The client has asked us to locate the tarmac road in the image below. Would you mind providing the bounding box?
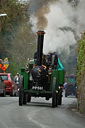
[0,94,85,128]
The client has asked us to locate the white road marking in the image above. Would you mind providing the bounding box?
[27,108,48,128]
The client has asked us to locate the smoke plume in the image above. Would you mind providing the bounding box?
[29,0,85,54]
[29,0,58,31]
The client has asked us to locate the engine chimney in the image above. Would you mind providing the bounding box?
[36,31,45,65]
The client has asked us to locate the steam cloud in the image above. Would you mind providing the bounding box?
[29,0,85,54]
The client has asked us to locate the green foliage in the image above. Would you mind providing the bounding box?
[76,31,85,113]
[68,0,72,2]
[77,32,85,85]
[79,108,82,114]
[68,0,79,6]
[7,60,17,76]
[6,56,26,76]
[0,0,36,75]
[0,0,24,30]
[0,0,26,59]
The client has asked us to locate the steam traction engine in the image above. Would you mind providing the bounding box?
[19,31,65,107]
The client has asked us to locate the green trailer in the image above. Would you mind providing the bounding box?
[19,31,65,107]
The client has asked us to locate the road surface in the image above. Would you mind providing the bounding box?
[0,94,85,128]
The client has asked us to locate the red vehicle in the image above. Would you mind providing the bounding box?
[0,73,17,96]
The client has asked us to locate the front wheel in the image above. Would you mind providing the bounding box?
[56,93,58,107]
[19,76,24,106]
[23,93,27,104]
[52,77,56,108]
[58,88,62,105]
[27,94,31,102]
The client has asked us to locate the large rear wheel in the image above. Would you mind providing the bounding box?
[27,94,31,102]
[56,93,58,107]
[23,93,27,104]
[52,77,56,108]
[58,88,62,105]
[19,76,24,106]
